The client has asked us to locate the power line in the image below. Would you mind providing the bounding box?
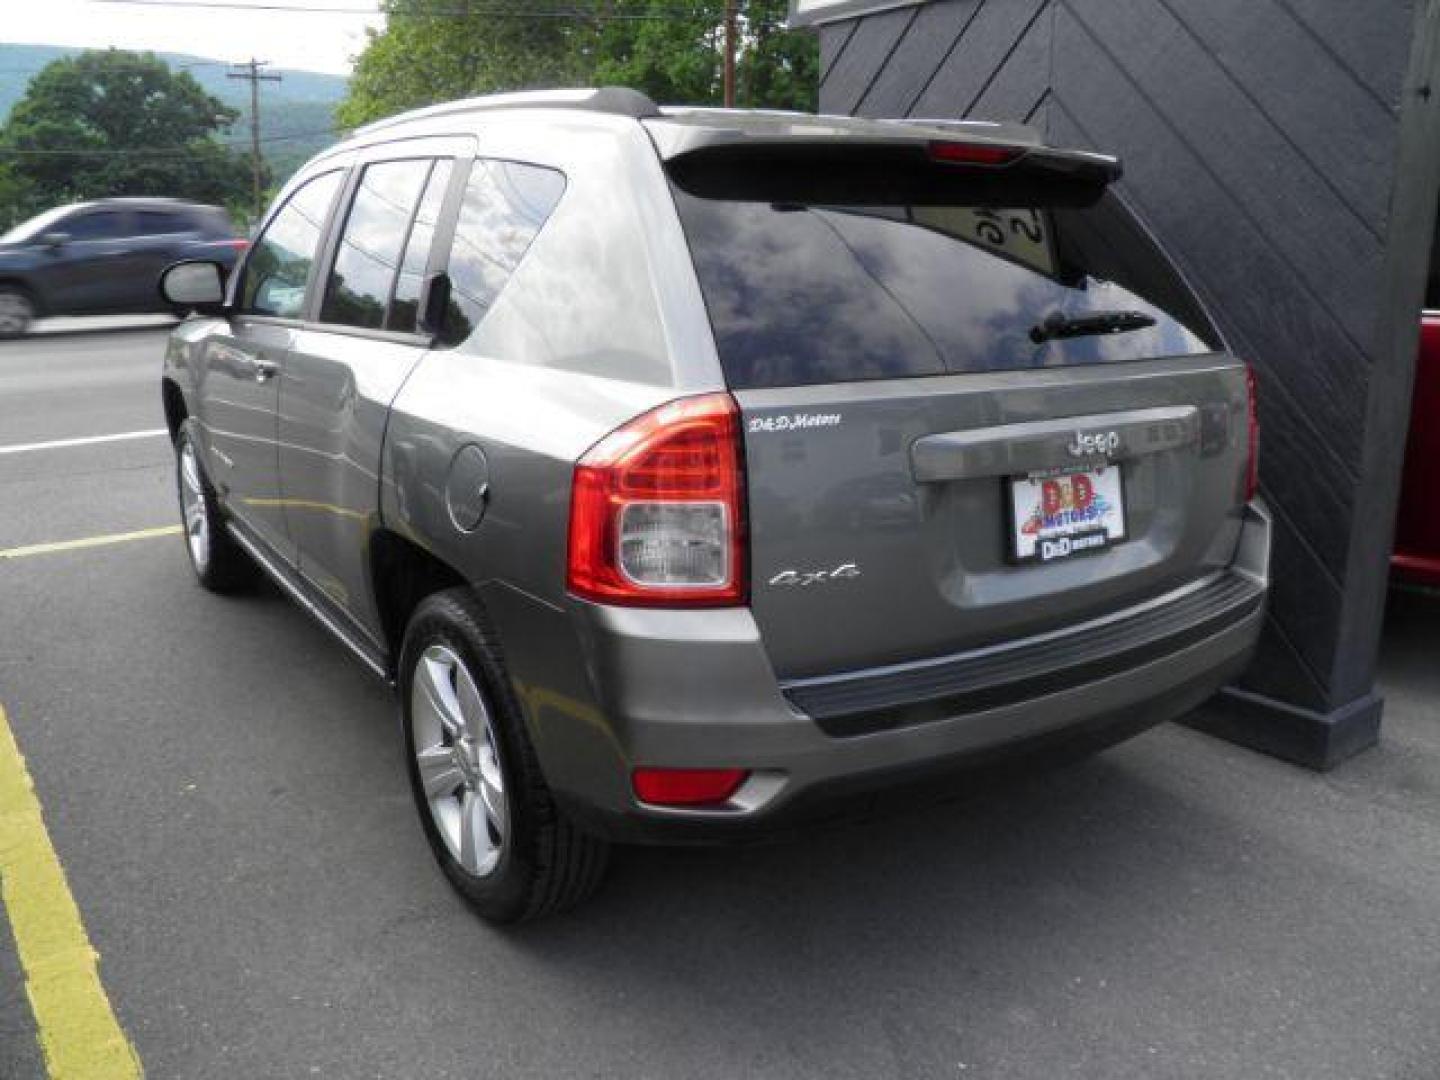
[82,0,790,23]
[0,61,231,74]
[0,128,348,158]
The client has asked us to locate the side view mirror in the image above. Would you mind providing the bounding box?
[159,260,228,316]
[41,231,68,250]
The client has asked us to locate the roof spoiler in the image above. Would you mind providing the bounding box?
[646,115,1120,207]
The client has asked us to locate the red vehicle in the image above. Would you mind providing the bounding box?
[1394,308,1440,586]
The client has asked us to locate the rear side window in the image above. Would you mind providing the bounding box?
[241,171,343,319]
[321,158,436,331]
[134,210,191,235]
[671,188,1222,389]
[194,207,236,238]
[388,160,453,334]
[440,158,565,346]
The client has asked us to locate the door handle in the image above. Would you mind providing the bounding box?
[254,358,279,383]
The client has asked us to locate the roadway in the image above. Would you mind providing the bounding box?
[0,325,1438,1079]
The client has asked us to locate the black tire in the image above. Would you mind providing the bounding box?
[400,588,609,923]
[174,420,258,592]
[0,286,35,338]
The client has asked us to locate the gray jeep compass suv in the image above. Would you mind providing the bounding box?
[158,88,1270,923]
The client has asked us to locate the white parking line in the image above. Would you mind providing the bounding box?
[0,429,168,456]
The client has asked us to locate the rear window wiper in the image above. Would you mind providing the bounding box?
[1029,309,1156,344]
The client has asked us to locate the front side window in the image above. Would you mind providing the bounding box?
[65,211,127,241]
[320,158,437,331]
[240,171,343,319]
[441,159,565,345]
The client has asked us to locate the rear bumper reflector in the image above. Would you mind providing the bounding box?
[633,768,749,807]
[781,572,1264,737]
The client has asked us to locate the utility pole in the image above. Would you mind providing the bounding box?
[723,0,737,108]
[228,58,282,224]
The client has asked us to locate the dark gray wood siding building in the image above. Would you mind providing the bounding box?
[795,0,1440,766]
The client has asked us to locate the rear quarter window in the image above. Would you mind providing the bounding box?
[440,158,565,346]
[134,210,193,235]
[671,188,1222,390]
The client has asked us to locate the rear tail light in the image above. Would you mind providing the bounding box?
[633,768,749,807]
[567,392,746,607]
[1245,363,1260,502]
[212,238,250,251]
[927,140,1023,166]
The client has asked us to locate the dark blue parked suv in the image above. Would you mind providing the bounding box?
[0,197,246,336]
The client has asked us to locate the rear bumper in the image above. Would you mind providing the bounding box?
[526,503,1271,845]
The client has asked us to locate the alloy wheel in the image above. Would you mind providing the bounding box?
[0,291,33,336]
[411,643,509,876]
[178,439,210,571]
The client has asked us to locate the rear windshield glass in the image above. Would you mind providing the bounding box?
[671,187,1222,389]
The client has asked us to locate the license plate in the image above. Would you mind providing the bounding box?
[1007,466,1126,563]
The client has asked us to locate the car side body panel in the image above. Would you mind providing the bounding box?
[275,138,475,647]
[380,115,720,606]
[377,116,732,801]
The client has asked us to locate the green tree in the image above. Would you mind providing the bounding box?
[736,4,819,112]
[337,0,586,129]
[591,5,725,105]
[0,50,255,213]
[0,164,34,229]
[337,1,816,129]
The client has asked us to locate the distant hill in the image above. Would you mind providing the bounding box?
[0,44,349,179]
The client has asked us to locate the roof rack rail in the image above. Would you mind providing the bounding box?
[354,87,661,138]
[660,105,815,120]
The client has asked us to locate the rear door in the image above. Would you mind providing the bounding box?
[44,208,133,313]
[277,146,463,641]
[113,207,199,309]
[669,175,1250,680]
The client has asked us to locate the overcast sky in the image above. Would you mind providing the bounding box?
[3,0,384,75]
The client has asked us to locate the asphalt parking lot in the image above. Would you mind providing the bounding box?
[1,326,1439,1080]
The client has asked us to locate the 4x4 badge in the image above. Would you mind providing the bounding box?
[768,563,861,587]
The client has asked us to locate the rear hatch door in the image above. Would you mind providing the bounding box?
[659,127,1250,679]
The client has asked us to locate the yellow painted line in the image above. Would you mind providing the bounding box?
[0,704,143,1078]
[0,526,180,561]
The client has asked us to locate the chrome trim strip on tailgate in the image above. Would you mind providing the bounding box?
[910,405,1200,481]
[781,571,1263,737]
